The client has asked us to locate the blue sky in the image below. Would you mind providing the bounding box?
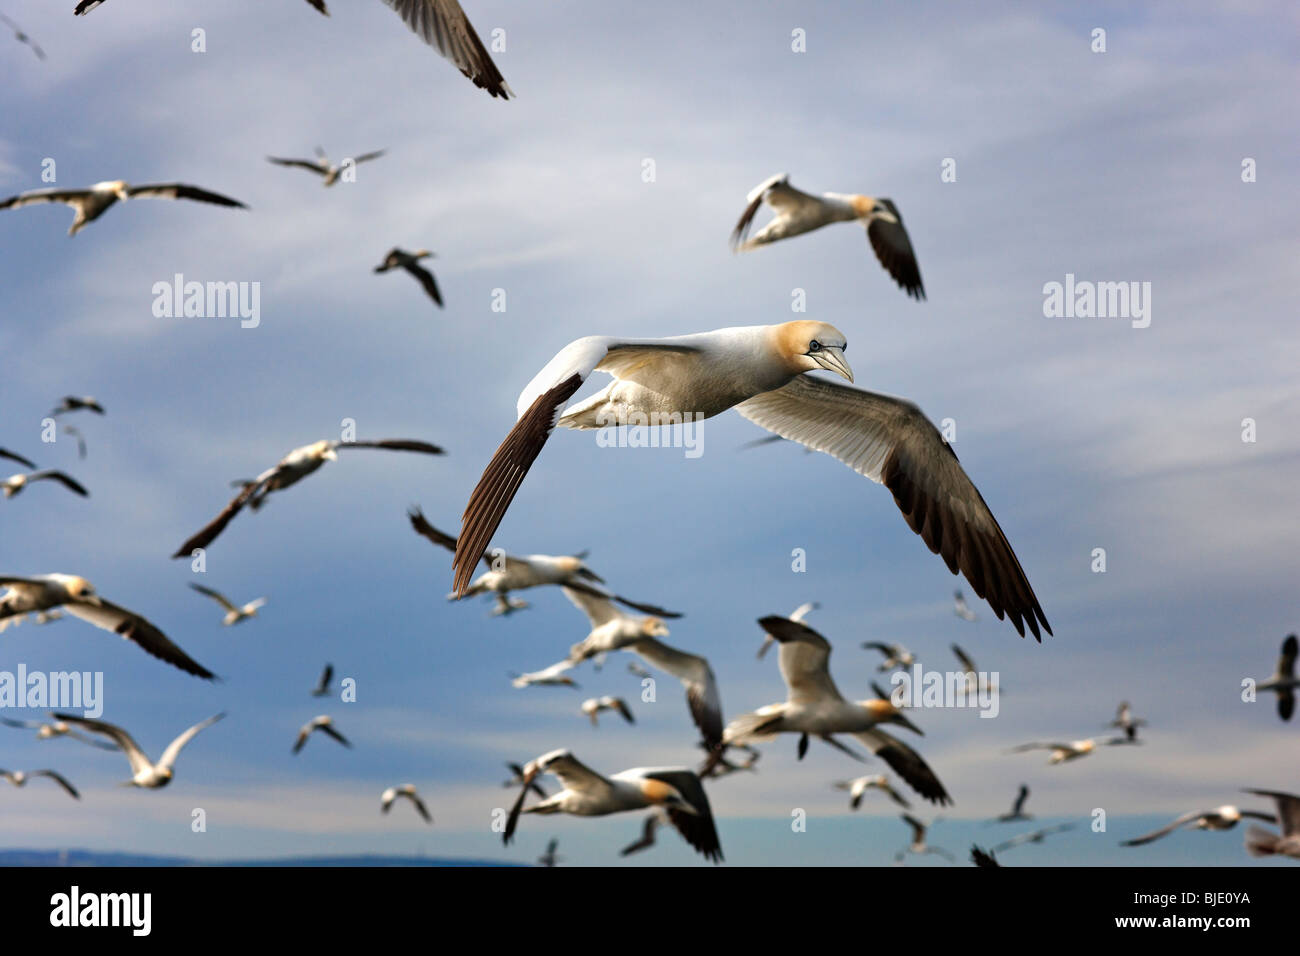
[0,0,1297,866]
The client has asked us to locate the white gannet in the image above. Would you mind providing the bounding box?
[953,589,977,621]
[293,715,352,753]
[723,616,950,805]
[503,762,548,798]
[0,574,214,678]
[894,815,953,863]
[731,174,924,300]
[0,448,36,470]
[409,508,680,618]
[173,437,444,557]
[0,180,245,236]
[503,749,723,863]
[267,147,386,187]
[0,14,45,60]
[451,321,1051,640]
[563,587,722,749]
[1242,789,1300,859]
[2,470,88,499]
[510,659,581,689]
[51,396,105,416]
[1122,805,1277,847]
[619,809,667,856]
[188,583,266,626]
[1010,739,1096,765]
[0,716,119,751]
[993,784,1032,823]
[1,768,79,799]
[756,601,818,659]
[53,712,225,788]
[835,774,911,810]
[991,823,1074,854]
[862,641,916,672]
[311,663,334,698]
[581,696,635,727]
[381,784,432,823]
[1256,634,1298,721]
[375,248,442,307]
[536,838,560,867]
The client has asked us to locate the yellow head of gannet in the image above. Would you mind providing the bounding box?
[305,439,339,462]
[848,195,899,224]
[638,777,700,814]
[773,321,853,383]
[862,697,923,736]
[93,180,130,202]
[57,575,101,605]
[640,616,670,638]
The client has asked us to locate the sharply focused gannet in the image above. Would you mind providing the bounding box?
[503,749,723,863]
[267,147,386,187]
[51,396,105,416]
[991,823,1074,854]
[188,583,266,626]
[53,712,225,788]
[453,321,1050,639]
[731,174,925,300]
[0,448,36,470]
[1256,635,1298,721]
[0,180,245,236]
[993,784,1032,823]
[563,587,722,749]
[1242,789,1300,859]
[724,617,950,805]
[894,815,953,863]
[293,715,352,753]
[756,601,818,659]
[0,575,215,678]
[1010,739,1096,765]
[375,248,442,307]
[862,641,916,672]
[952,589,977,622]
[0,716,119,751]
[381,784,433,823]
[311,663,334,698]
[1122,805,1276,847]
[173,437,443,557]
[510,659,580,689]
[0,14,45,60]
[835,774,911,810]
[581,696,635,727]
[409,508,680,618]
[2,470,88,499]
[1,768,79,799]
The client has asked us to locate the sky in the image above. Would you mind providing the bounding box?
[0,0,1297,867]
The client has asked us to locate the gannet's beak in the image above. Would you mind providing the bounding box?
[814,347,854,383]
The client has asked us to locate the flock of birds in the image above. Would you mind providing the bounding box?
[0,1,1295,867]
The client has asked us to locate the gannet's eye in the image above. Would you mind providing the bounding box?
[808,340,822,353]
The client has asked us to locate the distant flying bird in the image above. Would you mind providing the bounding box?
[2,470,88,499]
[381,784,432,823]
[724,616,950,805]
[1122,805,1277,847]
[993,785,1032,823]
[173,438,443,557]
[1,769,79,799]
[619,810,667,857]
[0,180,246,236]
[52,712,225,788]
[756,601,818,659]
[503,762,547,799]
[408,508,680,618]
[61,425,88,460]
[953,590,977,622]
[0,574,214,678]
[730,173,924,300]
[835,774,911,810]
[450,321,1051,640]
[1108,701,1147,734]
[375,248,442,307]
[188,583,267,626]
[1256,635,1298,721]
[266,147,386,187]
[537,838,560,867]
[581,696,634,727]
[311,663,334,698]
[293,715,352,754]
[1242,789,1300,859]
[0,13,44,60]
[0,448,36,470]
[971,845,1000,868]
[1105,724,1143,747]
[563,587,722,750]
[991,824,1075,854]
[510,659,580,689]
[503,749,723,863]
[0,716,118,751]
[862,642,916,672]
[894,815,953,863]
[51,396,105,416]
[950,643,995,694]
[1009,740,1096,765]
[627,662,651,679]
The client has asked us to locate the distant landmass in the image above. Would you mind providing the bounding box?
[0,849,522,867]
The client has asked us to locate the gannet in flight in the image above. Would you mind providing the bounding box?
[452,321,1050,639]
[267,147,386,187]
[2,470,88,499]
[1010,739,1095,765]
[1122,805,1276,847]
[1108,701,1147,735]
[950,643,994,694]
[862,641,916,672]
[1256,634,1298,721]
[503,749,723,863]
[1242,789,1300,859]
[510,659,580,689]
[952,589,977,621]
[53,712,225,788]
[293,715,352,753]
[375,248,442,307]
[311,663,334,697]
[0,13,45,60]
[1,768,79,799]
[563,587,722,749]
[381,784,432,823]
[731,174,924,300]
[724,617,950,805]
[503,762,548,798]
[835,774,911,810]
[173,437,443,557]
[756,601,818,659]
[408,508,680,618]
[894,815,953,863]
[0,180,245,236]
[991,823,1074,854]
[188,583,266,626]
[0,575,214,678]
[536,838,560,867]
[61,424,88,461]
[993,784,1032,823]
[619,809,667,856]
[51,396,105,416]
[0,716,119,751]
[0,448,36,470]
[581,696,635,727]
